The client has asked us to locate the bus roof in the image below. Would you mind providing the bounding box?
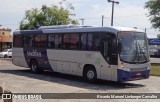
[13,26,144,35]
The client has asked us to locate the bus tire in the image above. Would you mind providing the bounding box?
[30,60,43,73]
[84,66,97,83]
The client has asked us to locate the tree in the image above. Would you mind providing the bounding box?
[145,0,160,30]
[20,0,78,30]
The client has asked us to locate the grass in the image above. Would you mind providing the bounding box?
[150,64,160,76]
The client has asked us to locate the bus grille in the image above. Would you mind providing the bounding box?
[129,67,147,72]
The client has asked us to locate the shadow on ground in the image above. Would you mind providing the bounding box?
[0,68,146,91]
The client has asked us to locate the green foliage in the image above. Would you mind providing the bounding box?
[20,0,78,30]
[151,64,160,76]
[145,0,160,29]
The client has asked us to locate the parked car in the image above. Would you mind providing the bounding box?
[0,49,12,58]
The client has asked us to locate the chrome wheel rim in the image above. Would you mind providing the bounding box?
[87,70,94,80]
[31,63,36,72]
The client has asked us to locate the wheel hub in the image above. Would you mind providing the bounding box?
[31,64,36,72]
[87,70,94,79]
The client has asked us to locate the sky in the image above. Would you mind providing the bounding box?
[0,0,159,38]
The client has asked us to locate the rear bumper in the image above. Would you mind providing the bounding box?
[117,69,150,82]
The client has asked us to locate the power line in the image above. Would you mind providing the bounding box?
[78,14,145,20]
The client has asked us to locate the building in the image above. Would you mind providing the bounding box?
[0,28,12,51]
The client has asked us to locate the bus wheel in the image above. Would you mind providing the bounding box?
[84,67,97,83]
[30,60,43,73]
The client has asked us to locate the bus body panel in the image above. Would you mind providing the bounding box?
[47,50,104,78]
[117,69,150,82]
[12,47,117,81]
[47,49,117,80]
[111,65,118,81]
[23,48,53,71]
[12,48,29,68]
[117,62,150,82]
[99,56,118,81]
[47,49,83,75]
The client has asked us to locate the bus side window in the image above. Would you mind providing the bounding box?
[35,35,47,48]
[23,35,34,47]
[87,33,93,50]
[80,33,87,50]
[70,34,80,49]
[55,35,62,49]
[48,34,55,48]
[93,33,100,50]
[63,34,71,49]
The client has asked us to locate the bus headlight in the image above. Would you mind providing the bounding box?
[147,65,151,70]
[121,62,126,69]
[120,62,130,71]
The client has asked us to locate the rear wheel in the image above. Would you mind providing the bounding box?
[84,66,97,83]
[30,60,43,73]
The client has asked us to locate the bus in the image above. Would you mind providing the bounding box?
[148,38,160,64]
[12,25,150,82]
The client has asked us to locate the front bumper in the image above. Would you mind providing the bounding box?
[117,69,150,82]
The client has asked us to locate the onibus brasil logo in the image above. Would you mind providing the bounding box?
[27,50,42,57]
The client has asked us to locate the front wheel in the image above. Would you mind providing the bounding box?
[84,67,97,83]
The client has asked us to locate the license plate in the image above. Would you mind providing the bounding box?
[136,72,141,76]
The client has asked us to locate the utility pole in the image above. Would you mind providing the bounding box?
[80,19,85,25]
[102,15,104,27]
[107,0,119,26]
[145,28,147,34]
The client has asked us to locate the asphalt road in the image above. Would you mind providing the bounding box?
[0,58,160,102]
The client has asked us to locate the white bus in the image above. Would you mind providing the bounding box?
[12,25,150,82]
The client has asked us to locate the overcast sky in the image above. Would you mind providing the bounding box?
[0,0,159,38]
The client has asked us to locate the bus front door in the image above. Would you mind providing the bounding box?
[100,39,118,81]
[100,39,112,80]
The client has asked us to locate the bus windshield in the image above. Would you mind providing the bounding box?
[119,32,149,63]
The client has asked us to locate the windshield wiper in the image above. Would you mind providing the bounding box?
[138,43,148,62]
[131,43,139,63]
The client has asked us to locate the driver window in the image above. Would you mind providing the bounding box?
[112,39,118,53]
